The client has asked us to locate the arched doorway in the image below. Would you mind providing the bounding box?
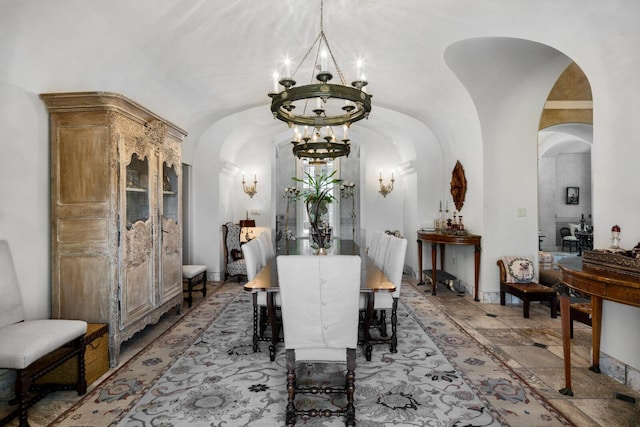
[538,62,593,252]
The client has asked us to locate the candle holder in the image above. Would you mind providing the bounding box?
[283,186,300,239]
[611,224,621,249]
[340,182,356,240]
[378,172,395,197]
[242,174,258,198]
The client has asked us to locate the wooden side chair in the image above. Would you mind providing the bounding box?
[277,255,361,427]
[560,227,579,252]
[497,256,557,318]
[0,240,88,427]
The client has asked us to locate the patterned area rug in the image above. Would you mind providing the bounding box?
[51,281,572,426]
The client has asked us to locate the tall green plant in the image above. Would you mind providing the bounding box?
[291,170,341,249]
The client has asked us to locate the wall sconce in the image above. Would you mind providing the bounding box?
[378,171,394,198]
[242,172,257,198]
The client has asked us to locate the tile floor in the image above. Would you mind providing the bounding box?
[427,281,640,427]
[2,279,640,426]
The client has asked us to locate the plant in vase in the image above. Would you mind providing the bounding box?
[292,170,341,254]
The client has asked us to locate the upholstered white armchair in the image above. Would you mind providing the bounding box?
[277,255,361,427]
[0,240,88,427]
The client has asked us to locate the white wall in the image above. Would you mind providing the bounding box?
[0,85,51,319]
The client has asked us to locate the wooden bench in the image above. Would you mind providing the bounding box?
[0,240,87,427]
[182,265,207,307]
[497,259,557,318]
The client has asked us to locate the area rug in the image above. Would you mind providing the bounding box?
[51,281,573,426]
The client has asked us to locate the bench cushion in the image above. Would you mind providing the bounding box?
[0,319,87,369]
[182,265,207,279]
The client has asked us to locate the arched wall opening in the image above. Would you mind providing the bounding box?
[445,36,640,381]
[186,104,444,283]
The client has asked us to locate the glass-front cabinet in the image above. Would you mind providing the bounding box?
[43,92,187,368]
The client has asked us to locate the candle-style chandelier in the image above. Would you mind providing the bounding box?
[268,0,372,163]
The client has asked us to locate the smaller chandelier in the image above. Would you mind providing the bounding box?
[268,0,371,162]
[291,125,350,164]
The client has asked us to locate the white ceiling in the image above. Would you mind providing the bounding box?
[0,0,627,156]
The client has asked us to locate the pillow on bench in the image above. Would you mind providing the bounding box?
[501,256,535,283]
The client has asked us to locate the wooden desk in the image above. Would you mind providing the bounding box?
[558,257,640,396]
[244,239,395,361]
[417,231,482,301]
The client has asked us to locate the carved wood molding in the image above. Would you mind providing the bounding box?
[450,160,467,212]
[163,139,181,172]
[125,221,153,267]
[144,120,167,145]
[161,219,181,254]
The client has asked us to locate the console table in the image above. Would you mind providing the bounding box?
[417,231,482,301]
[558,257,640,396]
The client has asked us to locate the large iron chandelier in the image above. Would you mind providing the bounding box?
[268,0,372,162]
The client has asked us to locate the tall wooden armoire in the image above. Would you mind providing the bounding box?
[41,92,187,367]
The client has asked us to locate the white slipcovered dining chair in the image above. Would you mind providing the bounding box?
[277,255,361,427]
[241,239,267,353]
[367,230,381,258]
[256,232,272,267]
[258,231,275,259]
[360,235,408,360]
[373,232,392,269]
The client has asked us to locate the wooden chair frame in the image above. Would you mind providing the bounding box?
[497,260,557,318]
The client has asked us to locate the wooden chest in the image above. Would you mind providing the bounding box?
[35,323,109,386]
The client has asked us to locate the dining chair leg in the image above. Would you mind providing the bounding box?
[285,349,297,426]
[252,294,259,352]
[364,293,374,361]
[268,292,279,361]
[379,310,388,337]
[345,348,356,427]
[390,298,399,353]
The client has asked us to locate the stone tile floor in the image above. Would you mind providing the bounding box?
[2,279,640,426]
[427,281,640,427]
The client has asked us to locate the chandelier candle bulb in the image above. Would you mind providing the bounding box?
[321,50,328,72]
[272,72,279,92]
[284,57,291,78]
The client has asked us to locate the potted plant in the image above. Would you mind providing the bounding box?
[292,170,341,254]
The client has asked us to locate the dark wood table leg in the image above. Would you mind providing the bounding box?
[590,296,603,373]
[267,292,278,361]
[430,243,438,296]
[474,244,481,302]
[417,239,424,285]
[559,294,573,395]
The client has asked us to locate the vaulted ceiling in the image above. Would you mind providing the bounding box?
[1,0,606,152]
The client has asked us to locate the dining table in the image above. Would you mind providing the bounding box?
[243,238,396,361]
